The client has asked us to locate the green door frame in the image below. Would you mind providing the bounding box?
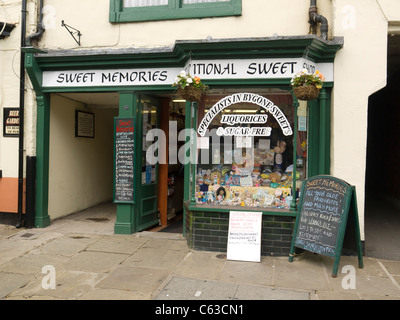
[114,92,137,234]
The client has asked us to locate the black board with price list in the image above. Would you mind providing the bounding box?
[289,175,363,277]
[114,118,135,203]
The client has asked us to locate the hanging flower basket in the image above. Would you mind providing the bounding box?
[293,85,320,101]
[291,69,325,101]
[173,70,209,102]
[176,86,203,102]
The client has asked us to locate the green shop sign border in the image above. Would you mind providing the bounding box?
[23,35,343,231]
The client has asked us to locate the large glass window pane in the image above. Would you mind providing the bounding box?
[194,90,307,210]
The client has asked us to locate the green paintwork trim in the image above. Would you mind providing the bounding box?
[25,53,43,95]
[24,36,340,233]
[187,205,296,217]
[291,94,299,211]
[136,95,160,231]
[308,99,320,177]
[35,94,51,228]
[34,37,342,71]
[114,93,136,234]
[183,100,191,203]
[114,204,135,234]
[320,88,331,174]
[306,88,331,177]
[110,0,241,23]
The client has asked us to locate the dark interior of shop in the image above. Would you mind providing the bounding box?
[365,34,400,260]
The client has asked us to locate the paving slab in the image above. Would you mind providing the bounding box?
[154,277,238,300]
[217,257,273,286]
[234,284,310,300]
[97,265,169,293]
[0,253,69,274]
[86,234,149,255]
[8,269,107,300]
[173,251,226,280]
[123,247,189,270]
[37,233,102,256]
[77,288,152,300]
[155,277,311,300]
[0,272,34,299]
[272,255,331,291]
[141,237,190,251]
[62,251,129,273]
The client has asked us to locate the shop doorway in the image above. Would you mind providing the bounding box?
[47,92,185,233]
[365,34,400,260]
[48,92,119,225]
[143,95,186,233]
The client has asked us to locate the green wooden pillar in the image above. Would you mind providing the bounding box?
[114,92,137,234]
[318,88,331,175]
[291,96,299,211]
[190,102,198,206]
[35,94,51,228]
[307,88,331,177]
[183,100,192,203]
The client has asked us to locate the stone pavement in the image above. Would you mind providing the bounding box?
[0,204,399,301]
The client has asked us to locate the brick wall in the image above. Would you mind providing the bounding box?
[185,209,295,256]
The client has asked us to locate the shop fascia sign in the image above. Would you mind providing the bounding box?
[42,58,333,87]
[197,92,293,138]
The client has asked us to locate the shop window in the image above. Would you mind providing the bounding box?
[194,90,308,211]
[110,0,241,23]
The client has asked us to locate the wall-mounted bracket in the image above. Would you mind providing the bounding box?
[61,20,82,46]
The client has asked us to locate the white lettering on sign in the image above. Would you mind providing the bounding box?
[197,93,293,137]
[42,58,333,88]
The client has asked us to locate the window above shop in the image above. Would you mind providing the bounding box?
[110,0,242,23]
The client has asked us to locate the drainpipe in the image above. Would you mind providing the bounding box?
[309,0,328,40]
[17,0,45,228]
[26,0,45,46]
[16,0,28,228]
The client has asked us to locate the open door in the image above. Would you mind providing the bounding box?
[136,95,160,231]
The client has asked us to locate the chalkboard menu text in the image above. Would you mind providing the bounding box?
[114,118,135,203]
[289,175,363,277]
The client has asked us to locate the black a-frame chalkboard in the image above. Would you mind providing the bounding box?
[289,175,364,277]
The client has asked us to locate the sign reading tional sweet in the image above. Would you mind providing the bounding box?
[42,58,333,87]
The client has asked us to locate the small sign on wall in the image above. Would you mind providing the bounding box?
[75,110,95,138]
[3,108,20,137]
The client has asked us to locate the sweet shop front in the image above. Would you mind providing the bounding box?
[24,36,343,256]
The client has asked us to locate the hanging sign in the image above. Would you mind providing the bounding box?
[289,175,364,277]
[227,211,262,262]
[114,118,135,203]
[197,93,293,137]
[3,108,20,137]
